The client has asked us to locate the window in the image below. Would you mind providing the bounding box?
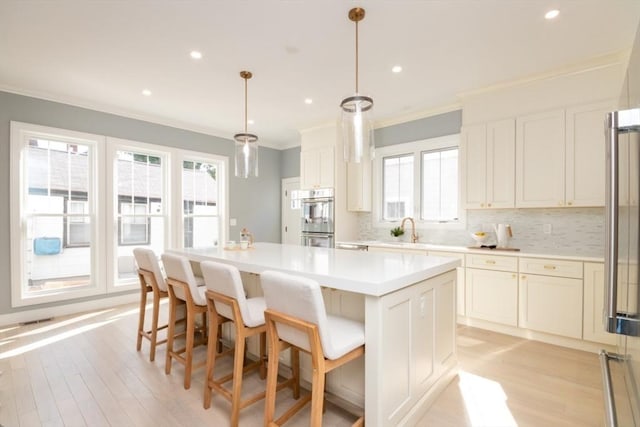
[382,155,414,220]
[375,134,461,228]
[10,122,228,307]
[421,148,459,221]
[182,160,221,248]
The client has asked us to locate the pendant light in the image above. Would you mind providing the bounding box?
[340,7,374,163]
[234,71,258,178]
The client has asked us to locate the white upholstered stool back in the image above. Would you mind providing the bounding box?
[161,253,206,306]
[261,270,364,360]
[133,248,167,292]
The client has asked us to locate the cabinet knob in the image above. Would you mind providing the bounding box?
[567,201,573,206]
[487,203,492,207]
[480,203,484,208]
[521,275,526,279]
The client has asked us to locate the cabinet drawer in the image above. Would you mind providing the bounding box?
[519,257,582,279]
[466,254,517,272]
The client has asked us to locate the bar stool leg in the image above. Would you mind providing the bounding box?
[137,286,148,352]
[264,338,280,425]
[259,331,267,379]
[310,368,325,427]
[203,313,220,409]
[184,303,196,389]
[230,331,247,427]
[165,295,177,375]
[149,291,161,362]
[291,347,300,400]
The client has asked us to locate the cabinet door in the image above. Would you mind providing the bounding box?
[466,268,518,326]
[300,150,320,189]
[516,110,565,207]
[566,101,614,207]
[486,119,515,208]
[519,274,582,339]
[318,146,335,188]
[347,160,372,212]
[583,263,617,345]
[462,123,488,209]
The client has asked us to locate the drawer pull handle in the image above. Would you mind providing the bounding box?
[485,260,496,265]
[544,265,557,270]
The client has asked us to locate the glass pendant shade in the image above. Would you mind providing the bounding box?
[233,70,258,178]
[341,94,374,163]
[234,134,258,178]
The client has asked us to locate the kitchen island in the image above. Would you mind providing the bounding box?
[168,243,460,426]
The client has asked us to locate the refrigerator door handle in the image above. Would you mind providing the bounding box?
[600,350,624,427]
[605,111,620,334]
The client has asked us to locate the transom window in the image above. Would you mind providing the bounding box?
[375,134,462,227]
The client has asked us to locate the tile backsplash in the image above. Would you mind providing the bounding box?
[356,207,605,258]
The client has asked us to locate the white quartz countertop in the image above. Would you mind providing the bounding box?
[338,240,605,263]
[168,242,460,297]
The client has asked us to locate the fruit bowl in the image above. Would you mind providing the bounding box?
[470,232,489,246]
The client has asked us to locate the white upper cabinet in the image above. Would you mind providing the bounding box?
[565,100,615,207]
[347,160,372,212]
[301,146,334,189]
[462,119,515,209]
[516,109,566,207]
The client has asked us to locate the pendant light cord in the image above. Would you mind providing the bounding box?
[244,77,248,134]
[355,19,359,94]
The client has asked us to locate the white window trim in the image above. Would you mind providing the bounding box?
[373,133,465,231]
[10,121,107,307]
[10,122,230,307]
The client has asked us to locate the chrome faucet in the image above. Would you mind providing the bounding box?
[400,217,419,243]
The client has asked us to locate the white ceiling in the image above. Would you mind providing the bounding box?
[1,1,639,149]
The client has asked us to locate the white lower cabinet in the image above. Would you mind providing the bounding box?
[583,263,617,345]
[518,273,583,339]
[465,267,518,326]
[518,257,583,339]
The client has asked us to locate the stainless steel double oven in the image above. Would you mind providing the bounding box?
[298,188,334,248]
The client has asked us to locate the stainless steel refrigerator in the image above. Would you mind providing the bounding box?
[602,22,640,427]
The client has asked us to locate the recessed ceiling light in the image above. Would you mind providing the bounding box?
[142,89,152,96]
[392,65,403,73]
[247,119,255,125]
[545,9,560,20]
[190,50,203,59]
[304,98,313,105]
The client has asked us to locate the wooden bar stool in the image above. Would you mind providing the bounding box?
[133,248,175,362]
[200,261,268,426]
[261,270,365,427]
[162,253,209,390]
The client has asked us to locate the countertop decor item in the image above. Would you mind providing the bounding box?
[470,231,489,246]
[234,71,258,178]
[340,7,374,163]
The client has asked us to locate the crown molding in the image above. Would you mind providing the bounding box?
[373,103,462,130]
[458,49,631,100]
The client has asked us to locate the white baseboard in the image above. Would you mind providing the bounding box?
[0,293,139,327]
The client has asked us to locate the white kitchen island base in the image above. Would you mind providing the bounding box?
[169,243,459,427]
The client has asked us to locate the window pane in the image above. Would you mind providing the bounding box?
[25,139,93,296]
[183,160,220,247]
[115,150,165,283]
[421,148,458,221]
[383,155,414,220]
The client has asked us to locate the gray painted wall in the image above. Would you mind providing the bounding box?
[374,110,462,146]
[280,146,301,178]
[0,91,282,314]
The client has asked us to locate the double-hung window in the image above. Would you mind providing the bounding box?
[10,122,228,307]
[376,134,461,227]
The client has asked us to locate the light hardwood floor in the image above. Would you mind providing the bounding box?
[0,302,606,426]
